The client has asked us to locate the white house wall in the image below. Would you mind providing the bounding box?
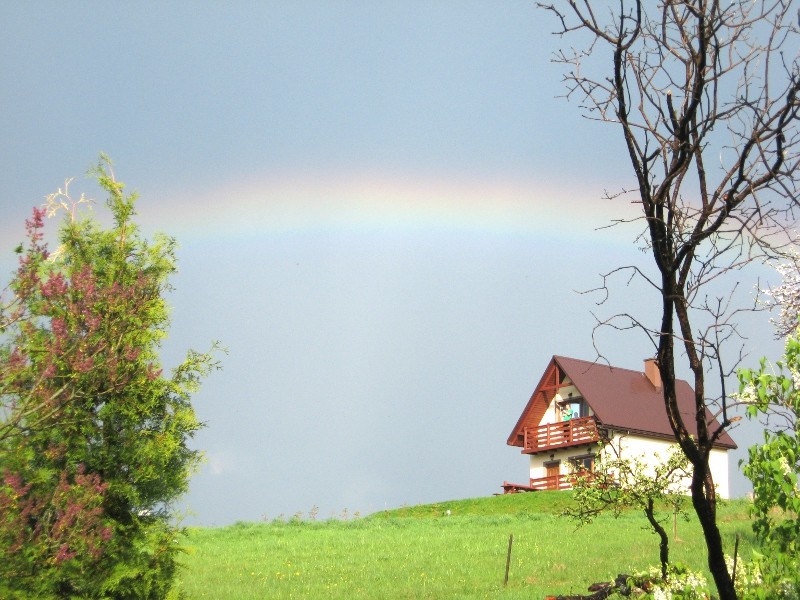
[708,447,730,499]
[553,382,580,405]
[608,433,691,491]
[527,431,731,499]
[610,433,731,499]
[542,396,558,424]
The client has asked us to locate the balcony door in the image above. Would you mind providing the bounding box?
[559,397,585,420]
[544,460,560,490]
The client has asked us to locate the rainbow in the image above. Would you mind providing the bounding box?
[134,170,640,243]
[0,170,642,258]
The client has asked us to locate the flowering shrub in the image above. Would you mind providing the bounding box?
[762,255,800,339]
[0,159,221,598]
[629,563,710,600]
[610,556,800,599]
[726,554,800,600]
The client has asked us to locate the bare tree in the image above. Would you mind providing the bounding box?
[538,1,800,597]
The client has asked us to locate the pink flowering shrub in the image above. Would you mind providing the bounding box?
[0,159,220,598]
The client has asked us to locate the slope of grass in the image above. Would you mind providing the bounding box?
[178,493,755,599]
[371,489,579,518]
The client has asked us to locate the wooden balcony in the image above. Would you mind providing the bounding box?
[500,475,569,493]
[501,471,598,493]
[528,473,573,491]
[522,416,600,454]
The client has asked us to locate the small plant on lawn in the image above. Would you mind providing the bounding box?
[566,443,690,580]
[630,562,711,599]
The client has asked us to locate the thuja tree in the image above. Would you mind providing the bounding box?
[566,445,690,580]
[0,159,220,598]
[538,1,800,597]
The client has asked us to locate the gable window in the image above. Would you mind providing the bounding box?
[558,397,586,420]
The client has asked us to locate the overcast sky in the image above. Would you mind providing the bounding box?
[1,2,786,525]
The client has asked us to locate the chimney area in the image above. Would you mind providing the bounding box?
[644,358,662,391]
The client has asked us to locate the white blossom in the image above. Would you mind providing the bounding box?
[764,253,800,337]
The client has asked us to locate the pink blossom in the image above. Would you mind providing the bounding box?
[40,273,68,299]
[7,347,27,370]
[146,364,163,380]
[2,471,31,498]
[51,317,66,338]
[24,207,46,242]
[54,543,77,565]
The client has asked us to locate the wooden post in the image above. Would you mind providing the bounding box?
[504,534,513,586]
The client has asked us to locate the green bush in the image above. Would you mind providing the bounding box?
[0,159,220,598]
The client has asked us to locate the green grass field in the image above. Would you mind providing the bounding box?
[177,492,755,599]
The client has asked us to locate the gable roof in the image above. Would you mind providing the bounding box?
[507,355,737,450]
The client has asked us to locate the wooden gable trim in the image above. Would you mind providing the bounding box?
[507,357,572,447]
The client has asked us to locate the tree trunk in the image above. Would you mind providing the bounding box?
[658,274,737,599]
[644,498,670,580]
[691,461,736,599]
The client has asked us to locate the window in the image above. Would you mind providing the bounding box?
[558,397,585,420]
[569,454,594,473]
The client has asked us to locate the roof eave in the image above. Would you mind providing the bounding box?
[604,426,738,450]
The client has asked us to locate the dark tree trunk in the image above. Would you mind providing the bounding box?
[657,272,737,599]
[644,498,670,580]
[691,461,736,599]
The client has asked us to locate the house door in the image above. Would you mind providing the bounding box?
[544,460,560,490]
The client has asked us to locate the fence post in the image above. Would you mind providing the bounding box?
[504,533,514,586]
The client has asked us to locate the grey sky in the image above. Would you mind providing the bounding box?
[1,2,783,525]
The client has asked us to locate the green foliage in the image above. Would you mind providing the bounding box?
[590,556,800,599]
[0,158,221,598]
[738,334,800,596]
[727,552,800,600]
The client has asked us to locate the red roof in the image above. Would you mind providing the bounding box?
[507,355,737,450]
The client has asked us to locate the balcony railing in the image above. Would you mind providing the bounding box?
[522,416,600,454]
[528,473,573,491]
[502,470,600,493]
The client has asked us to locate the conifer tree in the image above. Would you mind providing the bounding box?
[0,158,220,598]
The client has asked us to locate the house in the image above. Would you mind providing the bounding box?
[504,355,737,497]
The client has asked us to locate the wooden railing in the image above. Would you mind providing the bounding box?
[501,470,601,494]
[528,470,600,491]
[527,473,573,491]
[522,416,600,453]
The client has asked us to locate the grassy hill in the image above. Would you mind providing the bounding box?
[371,489,580,518]
[178,492,754,599]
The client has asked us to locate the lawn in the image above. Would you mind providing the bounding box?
[177,492,755,599]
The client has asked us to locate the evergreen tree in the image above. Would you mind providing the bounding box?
[0,158,220,598]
